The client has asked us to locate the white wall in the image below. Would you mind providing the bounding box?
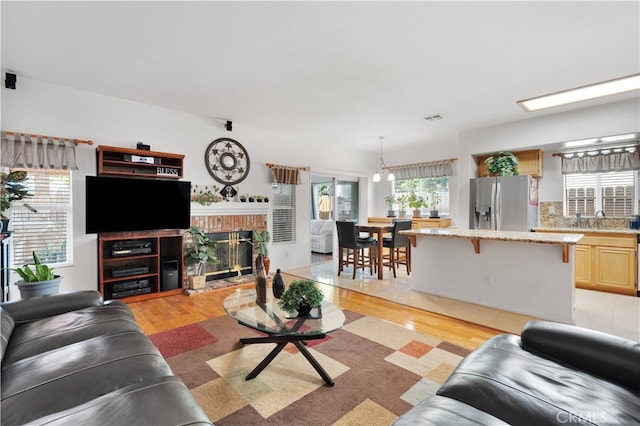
[1,77,375,298]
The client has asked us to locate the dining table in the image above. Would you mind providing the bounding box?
[355,222,394,280]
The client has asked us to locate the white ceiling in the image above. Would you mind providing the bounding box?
[2,1,639,153]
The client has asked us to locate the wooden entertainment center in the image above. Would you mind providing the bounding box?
[95,145,186,302]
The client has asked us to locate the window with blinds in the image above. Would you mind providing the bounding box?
[564,171,635,217]
[271,183,296,243]
[9,169,73,267]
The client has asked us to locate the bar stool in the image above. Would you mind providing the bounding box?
[382,220,412,278]
[336,221,377,279]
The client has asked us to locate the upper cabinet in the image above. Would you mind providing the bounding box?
[476,149,543,178]
[97,145,184,179]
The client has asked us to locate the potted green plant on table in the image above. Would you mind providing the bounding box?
[384,195,396,218]
[11,251,61,298]
[1,164,33,232]
[408,193,426,218]
[278,279,324,316]
[427,187,442,218]
[396,194,409,218]
[251,229,270,276]
[184,225,218,289]
[484,151,519,176]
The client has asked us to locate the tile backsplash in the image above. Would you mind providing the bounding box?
[539,201,629,229]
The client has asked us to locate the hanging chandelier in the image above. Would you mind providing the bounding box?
[373,136,395,182]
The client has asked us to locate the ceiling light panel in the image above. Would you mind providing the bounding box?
[517,74,640,112]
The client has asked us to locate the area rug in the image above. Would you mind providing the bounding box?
[149,310,472,425]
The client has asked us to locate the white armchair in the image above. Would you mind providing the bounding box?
[310,219,334,253]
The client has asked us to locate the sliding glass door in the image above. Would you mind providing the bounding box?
[336,180,359,221]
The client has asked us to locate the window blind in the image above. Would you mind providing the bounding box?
[601,171,634,217]
[10,170,73,266]
[564,171,635,217]
[271,183,296,243]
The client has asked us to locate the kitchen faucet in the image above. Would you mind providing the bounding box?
[594,210,605,229]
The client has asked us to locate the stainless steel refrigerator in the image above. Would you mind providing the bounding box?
[469,175,539,231]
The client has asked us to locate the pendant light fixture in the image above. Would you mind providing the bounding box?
[373,136,394,182]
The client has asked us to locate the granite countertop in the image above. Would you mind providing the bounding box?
[534,227,640,235]
[401,228,584,245]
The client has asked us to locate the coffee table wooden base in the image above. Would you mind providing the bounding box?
[239,333,335,386]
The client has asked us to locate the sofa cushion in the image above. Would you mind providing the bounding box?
[22,376,211,426]
[437,334,640,425]
[1,330,174,425]
[3,302,140,364]
[392,395,508,425]
[521,320,640,391]
[0,308,15,363]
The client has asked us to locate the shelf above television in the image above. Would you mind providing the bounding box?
[97,145,184,179]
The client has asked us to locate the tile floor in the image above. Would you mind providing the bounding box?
[289,259,640,341]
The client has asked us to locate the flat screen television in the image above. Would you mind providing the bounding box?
[86,176,191,234]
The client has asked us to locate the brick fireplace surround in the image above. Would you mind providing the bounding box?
[186,203,270,293]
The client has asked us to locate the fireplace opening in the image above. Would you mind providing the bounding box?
[202,231,253,281]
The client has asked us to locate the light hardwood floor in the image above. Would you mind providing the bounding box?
[128,273,502,351]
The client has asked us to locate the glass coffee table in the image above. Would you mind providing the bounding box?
[223,288,345,386]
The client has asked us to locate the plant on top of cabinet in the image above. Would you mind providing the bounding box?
[484,151,519,176]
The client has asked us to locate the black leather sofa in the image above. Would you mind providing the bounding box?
[1,291,212,425]
[394,320,640,425]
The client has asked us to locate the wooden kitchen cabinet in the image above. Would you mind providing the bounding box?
[543,230,637,296]
[368,217,451,228]
[574,244,593,286]
[594,246,636,294]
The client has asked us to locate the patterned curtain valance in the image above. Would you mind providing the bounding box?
[560,147,640,174]
[385,159,456,180]
[1,131,91,170]
[266,162,309,185]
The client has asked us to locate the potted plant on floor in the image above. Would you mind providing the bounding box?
[11,251,61,298]
[384,195,396,217]
[184,225,218,289]
[278,279,324,316]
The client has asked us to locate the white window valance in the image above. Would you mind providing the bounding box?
[1,131,82,170]
[385,159,455,180]
[560,147,640,174]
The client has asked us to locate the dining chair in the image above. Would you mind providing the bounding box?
[335,221,377,279]
[382,219,412,278]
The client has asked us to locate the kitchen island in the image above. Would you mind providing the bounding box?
[401,228,583,323]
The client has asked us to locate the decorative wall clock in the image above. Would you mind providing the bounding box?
[204,138,250,186]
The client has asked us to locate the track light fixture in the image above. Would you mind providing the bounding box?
[373,136,394,183]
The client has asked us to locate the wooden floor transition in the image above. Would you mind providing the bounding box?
[128,274,503,351]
